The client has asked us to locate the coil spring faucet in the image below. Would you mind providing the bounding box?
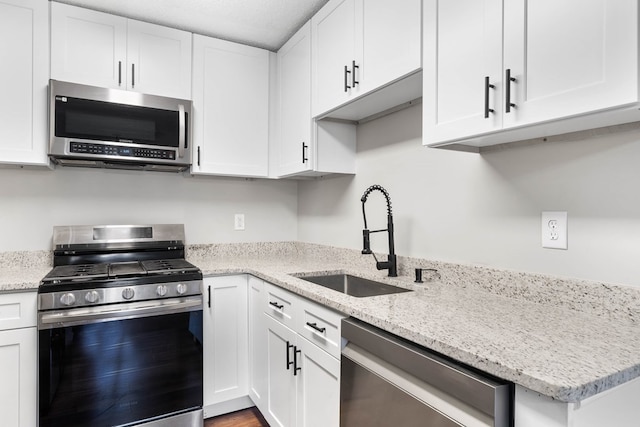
[361,185,397,277]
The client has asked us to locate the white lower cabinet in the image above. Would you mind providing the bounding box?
[0,292,37,427]
[203,275,252,417]
[264,315,341,427]
[516,380,640,427]
[265,314,298,426]
[295,334,341,427]
[202,275,344,425]
[261,282,344,427]
[248,276,267,408]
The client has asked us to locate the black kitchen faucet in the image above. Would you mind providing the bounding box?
[361,184,397,277]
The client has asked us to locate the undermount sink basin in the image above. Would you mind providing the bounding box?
[298,274,412,298]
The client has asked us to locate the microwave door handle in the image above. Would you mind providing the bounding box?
[178,104,186,159]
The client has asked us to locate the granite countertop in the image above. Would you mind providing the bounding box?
[4,242,640,404]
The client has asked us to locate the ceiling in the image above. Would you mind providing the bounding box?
[54,0,329,51]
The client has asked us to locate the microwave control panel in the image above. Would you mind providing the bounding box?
[69,142,176,160]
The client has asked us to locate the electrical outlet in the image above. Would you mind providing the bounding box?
[541,211,567,249]
[234,214,245,231]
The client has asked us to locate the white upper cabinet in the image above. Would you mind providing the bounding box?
[503,0,637,128]
[312,0,422,119]
[424,0,639,148]
[191,35,270,178]
[51,3,126,90]
[51,2,192,99]
[278,22,314,176]
[312,0,359,117]
[276,22,357,178]
[0,0,48,166]
[359,0,422,94]
[125,19,192,99]
[423,0,503,143]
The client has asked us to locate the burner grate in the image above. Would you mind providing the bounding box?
[141,259,199,274]
[42,264,109,283]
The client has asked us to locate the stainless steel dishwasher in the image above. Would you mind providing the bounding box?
[340,318,513,427]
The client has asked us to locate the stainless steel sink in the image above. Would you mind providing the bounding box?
[298,274,411,297]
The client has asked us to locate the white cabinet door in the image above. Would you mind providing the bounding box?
[265,313,298,427]
[51,2,192,99]
[126,19,192,99]
[278,22,313,176]
[295,336,340,427]
[277,21,357,178]
[423,0,503,145]
[51,2,127,89]
[359,0,422,94]
[248,276,267,410]
[0,0,48,166]
[203,276,249,414]
[424,0,639,147]
[312,0,359,116]
[0,328,37,427]
[503,0,638,128]
[192,35,270,177]
[312,0,422,118]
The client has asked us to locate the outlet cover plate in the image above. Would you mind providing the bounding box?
[541,211,567,249]
[234,214,245,231]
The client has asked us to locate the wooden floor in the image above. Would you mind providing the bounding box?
[204,407,269,427]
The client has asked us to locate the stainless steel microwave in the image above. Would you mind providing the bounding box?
[49,80,192,172]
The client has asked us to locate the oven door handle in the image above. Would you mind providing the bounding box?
[38,296,203,329]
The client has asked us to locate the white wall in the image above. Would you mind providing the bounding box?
[297,104,640,287]
[0,166,298,251]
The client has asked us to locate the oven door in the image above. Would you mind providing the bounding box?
[38,297,203,427]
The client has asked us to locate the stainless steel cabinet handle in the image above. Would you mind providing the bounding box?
[505,69,516,113]
[484,76,495,118]
[197,146,201,167]
[132,63,136,88]
[118,61,122,86]
[207,285,211,308]
[302,142,308,164]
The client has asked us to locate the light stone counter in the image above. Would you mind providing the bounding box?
[3,242,640,404]
[0,250,51,293]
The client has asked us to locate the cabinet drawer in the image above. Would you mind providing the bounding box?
[296,297,345,359]
[264,282,298,330]
[0,292,37,331]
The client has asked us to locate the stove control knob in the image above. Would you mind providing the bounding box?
[156,285,168,297]
[176,283,187,295]
[60,293,76,306]
[122,287,135,300]
[85,290,99,303]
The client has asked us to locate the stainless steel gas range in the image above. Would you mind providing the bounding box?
[38,224,204,427]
